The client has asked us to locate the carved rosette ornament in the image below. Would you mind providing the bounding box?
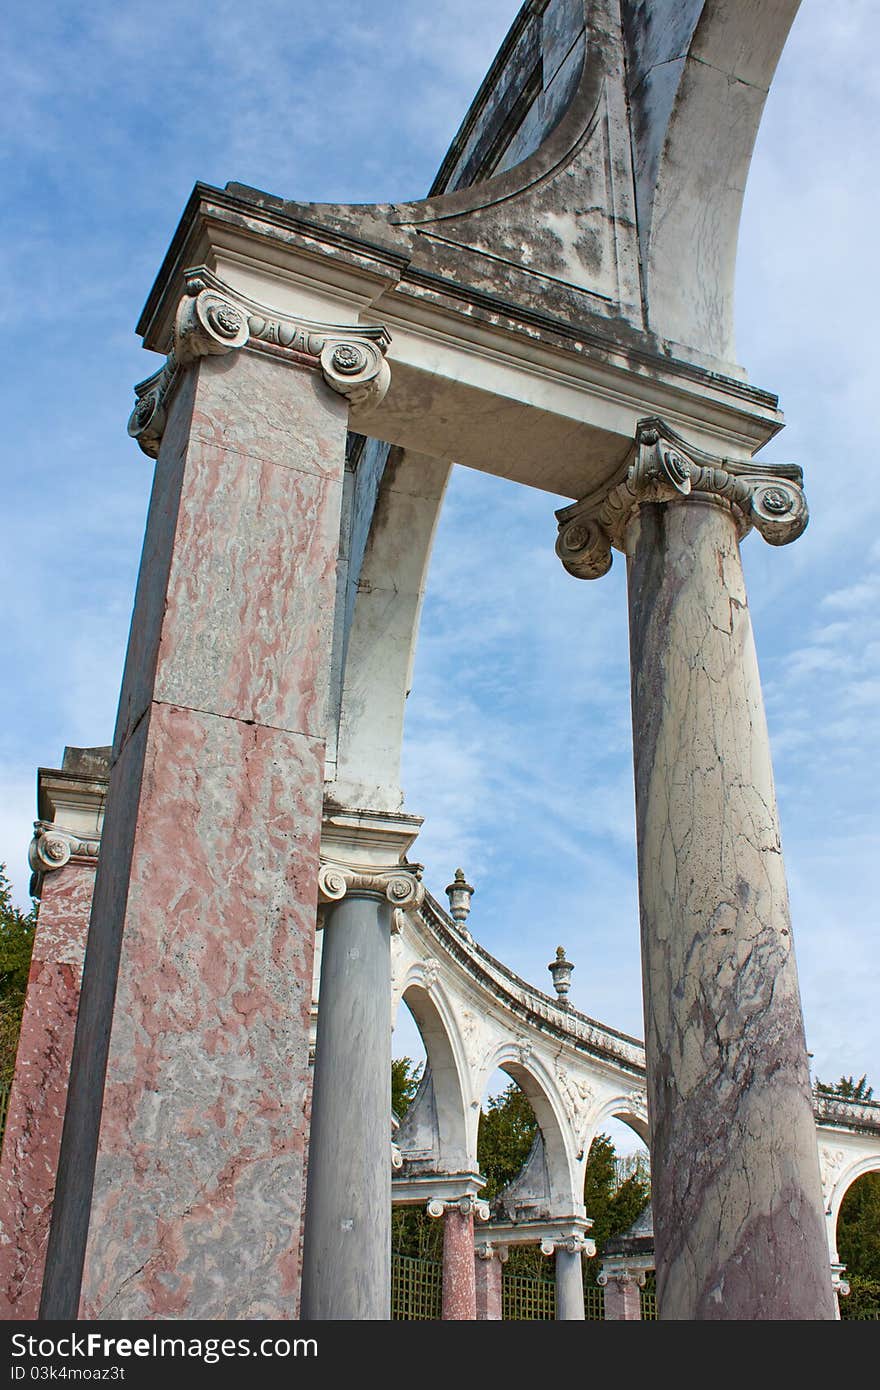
[556,417,809,580]
[128,266,392,458]
[317,858,424,911]
[28,820,101,897]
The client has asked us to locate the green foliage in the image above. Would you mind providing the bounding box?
[0,865,38,1089]
[816,1074,874,1101]
[840,1275,880,1319]
[838,1171,880,1283]
[477,1081,537,1203]
[582,1134,651,1284]
[392,1056,423,1121]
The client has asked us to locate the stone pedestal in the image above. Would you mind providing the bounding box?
[474,1244,505,1320]
[40,278,390,1319]
[0,753,106,1318]
[626,494,835,1320]
[441,1204,476,1320]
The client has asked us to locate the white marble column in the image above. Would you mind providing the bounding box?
[556,419,835,1320]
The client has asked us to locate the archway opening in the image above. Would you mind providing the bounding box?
[837,1169,880,1319]
[583,1124,650,1289]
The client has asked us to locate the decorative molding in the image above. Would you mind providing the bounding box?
[541,1234,596,1257]
[555,417,808,580]
[426,1194,490,1222]
[128,266,392,458]
[475,1241,509,1264]
[597,1265,647,1287]
[28,820,101,883]
[317,857,424,910]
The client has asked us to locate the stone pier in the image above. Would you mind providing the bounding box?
[440,1200,477,1320]
[0,750,107,1317]
[558,420,835,1319]
[40,275,391,1320]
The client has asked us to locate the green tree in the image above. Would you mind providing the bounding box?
[838,1171,880,1285]
[816,1074,874,1101]
[0,864,38,1090]
[392,1056,423,1120]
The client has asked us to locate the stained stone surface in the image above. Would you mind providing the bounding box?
[626,497,836,1320]
[441,1208,476,1320]
[40,349,348,1319]
[0,863,95,1318]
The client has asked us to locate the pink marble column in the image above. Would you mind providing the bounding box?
[0,859,97,1318]
[40,336,353,1319]
[474,1246,505,1320]
[602,1275,642,1320]
[442,1205,476,1320]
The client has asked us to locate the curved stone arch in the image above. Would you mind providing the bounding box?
[633,0,801,363]
[479,1041,583,1216]
[332,448,452,811]
[580,1090,650,1161]
[826,1155,880,1263]
[394,967,471,1172]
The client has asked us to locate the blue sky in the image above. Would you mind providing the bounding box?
[1,2,877,1096]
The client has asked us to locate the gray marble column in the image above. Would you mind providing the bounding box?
[300,890,392,1320]
[555,1244,585,1320]
[626,495,835,1320]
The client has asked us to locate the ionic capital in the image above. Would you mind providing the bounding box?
[475,1241,509,1263]
[317,858,424,910]
[128,266,392,458]
[28,820,100,886]
[426,1195,491,1222]
[556,417,808,580]
[597,1266,647,1288]
[540,1234,596,1257]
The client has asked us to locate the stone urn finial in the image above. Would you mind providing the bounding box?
[445,868,475,927]
[548,946,574,1005]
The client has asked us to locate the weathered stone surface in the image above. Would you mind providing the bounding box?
[474,1248,504,1320]
[442,1207,476,1320]
[41,345,348,1319]
[626,497,835,1320]
[0,863,94,1318]
[555,1245,586,1320]
[602,1275,641,1320]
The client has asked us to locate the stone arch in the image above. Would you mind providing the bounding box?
[580,1092,650,1158]
[395,972,470,1172]
[480,1043,582,1215]
[826,1155,880,1264]
[630,0,801,363]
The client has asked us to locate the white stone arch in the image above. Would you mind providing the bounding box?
[825,1155,880,1265]
[394,966,471,1172]
[479,1041,583,1217]
[580,1090,651,1165]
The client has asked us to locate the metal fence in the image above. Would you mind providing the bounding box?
[502,1272,557,1320]
[391,1253,443,1319]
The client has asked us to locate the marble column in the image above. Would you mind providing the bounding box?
[556,419,834,1320]
[0,752,107,1318]
[600,1272,643,1320]
[301,827,422,1321]
[474,1244,506,1320]
[554,1242,586,1321]
[39,272,391,1320]
[441,1202,477,1320]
